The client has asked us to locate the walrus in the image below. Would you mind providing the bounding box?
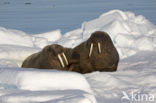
[72,31,119,73]
[22,44,80,71]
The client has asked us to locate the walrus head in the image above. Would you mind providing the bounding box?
[86,31,114,57]
[42,44,69,68]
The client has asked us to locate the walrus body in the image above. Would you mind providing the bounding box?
[22,44,78,71]
[72,31,119,73]
[22,31,119,74]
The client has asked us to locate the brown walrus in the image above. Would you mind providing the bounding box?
[22,44,80,71]
[72,31,119,73]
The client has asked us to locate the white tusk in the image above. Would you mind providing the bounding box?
[58,54,65,68]
[98,42,101,54]
[89,43,93,57]
[62,52,69,65]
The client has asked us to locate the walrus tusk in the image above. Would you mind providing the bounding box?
[58,54,65,68]
[89,43,93,57]
[98,42,101,54]
[62,52,69,65]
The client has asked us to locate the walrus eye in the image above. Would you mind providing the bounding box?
[57,54,65,68]
[89,43,93,57]
[98,42,101,54]
[62,52,69,65]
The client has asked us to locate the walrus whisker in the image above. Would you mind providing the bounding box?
[58,54,65,68]
[62,52,69,65]
[89,43,93,57]
[98,42,101,54]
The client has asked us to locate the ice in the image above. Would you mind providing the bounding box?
[34,30,62,42]
[58,10,156,58]
[0,45,40,67]
[0,27,33,47]
[0,27,62,48]
[85,51,156,103]
[34,30,62,48]
[0,68,96,103]
[0,90,96,103]
[0,10,156,103]
[0,67,92,93]
[132,37,154,51]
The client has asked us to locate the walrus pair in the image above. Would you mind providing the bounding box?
[22,31,119,73]
[21,44,80,72]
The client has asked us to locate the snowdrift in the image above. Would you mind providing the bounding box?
[0,27,62,48]
[0,10,156,103]
[0,68,96,103]
[85,51,156,103]
[58,10,156,58]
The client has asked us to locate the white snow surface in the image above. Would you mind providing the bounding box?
[0,68,96,103]
[0,10,156,103]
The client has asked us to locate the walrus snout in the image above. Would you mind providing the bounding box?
[87,31,114,58]
[44,44,69,68]
[88,41,102,57]
[57,52,69,68]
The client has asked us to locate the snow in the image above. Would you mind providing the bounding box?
[0,68,96,103]
[0,9,156,103]
[0,27,33,47]
[58,10,156,58]
[0,45,40,67]
[85,51,156,103]
[34,30,62,42]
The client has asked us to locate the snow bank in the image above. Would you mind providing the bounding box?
[33,30,62,48]
[85,51,156,103]
[0,68,96,103]
[0,89,97,103]
[0,90,96,103]
[0,27,33,47]
[34,30,62,42]
[0,27,62,48]
[0,68,92,93]
[0,27,62,66]
[0,45,40,67]
[58,10,156,58]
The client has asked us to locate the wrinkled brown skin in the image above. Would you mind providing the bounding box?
[72,31,119,73]
[22,44,80,71]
